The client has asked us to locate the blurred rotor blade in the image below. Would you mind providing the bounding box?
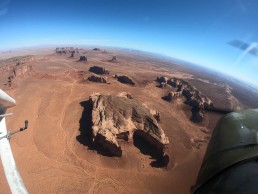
[228,40,258,57]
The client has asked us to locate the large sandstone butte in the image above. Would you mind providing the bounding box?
[89,92,170,165]
[157,76,214,122]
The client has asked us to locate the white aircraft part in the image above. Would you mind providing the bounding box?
[0,113,13,117]
[0,90,16,108]
[0,118,28,194]
[0,89,28,194]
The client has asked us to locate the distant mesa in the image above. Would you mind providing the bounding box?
[89,66,110,75]
[116,75,135,85]
[88,92,169,166]
[79,56,87,62]
[55,47,75,54]
[92,48,101,51]
[87,74,108,83]
[157,76,214,122]
[163,91,182,101]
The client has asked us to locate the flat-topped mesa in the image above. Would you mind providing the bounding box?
[56,47,75,54]
[117,75,135,85]
[88,74,108,83]
[89,66,110,75]
[92,48,101,51]
[89,92,169,164]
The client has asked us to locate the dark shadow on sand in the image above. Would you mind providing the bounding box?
[133,131,169,168]
[76,100,117,157]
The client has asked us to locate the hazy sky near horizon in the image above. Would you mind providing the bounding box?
[0,0,258,86]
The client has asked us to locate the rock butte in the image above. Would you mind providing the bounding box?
[89,92,170,165]
[87,74,108,83]
[89,66,110,75]
[157,76,214,122]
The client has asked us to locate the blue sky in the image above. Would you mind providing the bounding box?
[1,0,258,86]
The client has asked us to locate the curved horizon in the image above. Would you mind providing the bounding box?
[0,0,258,87]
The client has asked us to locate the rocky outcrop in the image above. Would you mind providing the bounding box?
[89,92,169,165]
[12,65,32,77]
[79,56,87,61]
[156,76,168,83]
[156,76,172,88]
[7,65,32,88]
[111,56,117,61]
[117,75,135,85]
[88,74,107,83]
[89,66,110,75]
[163,91,182,101]
[157,76,214,122]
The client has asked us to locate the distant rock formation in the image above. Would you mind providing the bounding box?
[116,75,135,85]
[88,74,107,83]
[89,66,110,75]
[89,92,169,165]
[79,56,87,61]
[111,56,117,61]
[93,48,101,51]
[56,47,75,54]
[157,76,214,122]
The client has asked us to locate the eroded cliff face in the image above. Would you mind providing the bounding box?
[6,65,33,88]
[157,76,214,122]
[89,92,169,165]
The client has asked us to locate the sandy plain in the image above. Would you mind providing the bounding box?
[0,47,257,194]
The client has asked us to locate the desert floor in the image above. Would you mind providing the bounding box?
[0,47,257,194]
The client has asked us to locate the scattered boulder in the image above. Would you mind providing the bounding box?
[89,92,169,164]
[79,56,87,61]
[89,66,110,75]
[117,75,135,85]
[88,74,108,83]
